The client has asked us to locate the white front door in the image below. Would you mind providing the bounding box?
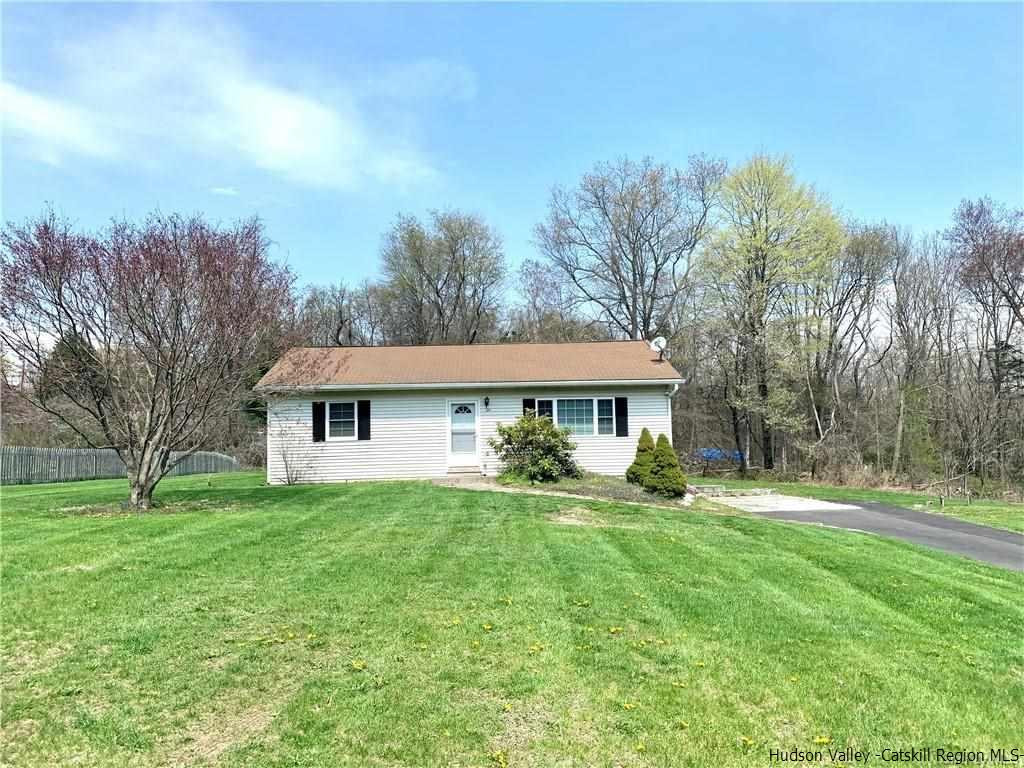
[449,401,478,466]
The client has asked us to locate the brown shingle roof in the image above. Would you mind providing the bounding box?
[255,341,682,391]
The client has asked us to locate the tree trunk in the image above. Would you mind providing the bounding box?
[761,414,775,470]
[744,419,752,474]
[729,404,749,476]
[891,389,906,478]
[129,477,157,509]
[755,353,774,470]
[125,448,165,510]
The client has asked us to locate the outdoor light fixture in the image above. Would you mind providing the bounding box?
[483,396,490,408]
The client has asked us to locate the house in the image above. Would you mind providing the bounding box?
[254,341,683,484]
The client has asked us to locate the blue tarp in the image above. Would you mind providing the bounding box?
[695,448,744,463]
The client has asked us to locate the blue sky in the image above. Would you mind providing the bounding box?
[2,2,1021,290]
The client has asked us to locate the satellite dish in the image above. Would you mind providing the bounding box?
[649,336,668,360]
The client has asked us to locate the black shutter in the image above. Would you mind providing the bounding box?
[357,400,371,440]
[312,401,326,442]
[522,398,536,415]
[614,397,629,437]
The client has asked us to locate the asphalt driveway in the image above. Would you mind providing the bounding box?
[716,494,1024,571]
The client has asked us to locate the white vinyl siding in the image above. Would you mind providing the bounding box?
[266,385,674,484]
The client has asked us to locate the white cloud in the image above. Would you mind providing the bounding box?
[209,186,239,196]
[0,82,115,165]
[2,9,458,189]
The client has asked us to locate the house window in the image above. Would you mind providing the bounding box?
[597,398,614,435]
[328,401,356,439]
[536,399,554,419]
[557,398,593,435]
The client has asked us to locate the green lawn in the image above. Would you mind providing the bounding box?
[498,472,687,507]
[2,472,1021,767]
[694,475,1024,534]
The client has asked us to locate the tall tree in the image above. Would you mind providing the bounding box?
[0,210,294,508]
[704,154,844,469]
[946,198,1024,325]
[787,222,894,474]
[535,155,725,341]
[380,210,506,344]
[881,234,945,478]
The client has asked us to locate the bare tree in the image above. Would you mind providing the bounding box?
[787,223,894,475]
[381,210,506,344]
[298,280,386,347]
[505,259,610,342]
[883,234,945,479]
[946,198,1024,325]
[0,210,294,508]
[299,283,354,346]
[535,155,725,341]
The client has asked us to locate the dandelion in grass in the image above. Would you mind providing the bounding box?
[694,661,705,667]
[621,701,637,711]
[503,703,513,712]
[490,749,508,767]
[671,681,687,689]
[350,659,367,671]
[740,736,754,747]
[678,720,689,729]
[450,616,462,626]
[814,736,832,745]
[635,742,646,753]
[789,676,799,683]
[609,626,623,635]
[528,642,544,655]
[482,623,494,632]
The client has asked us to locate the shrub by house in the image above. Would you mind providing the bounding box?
[625,428,656,486]
[643,433,687,497]
[489,411,582,482]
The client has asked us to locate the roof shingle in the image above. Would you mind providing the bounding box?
[255,341,682,390]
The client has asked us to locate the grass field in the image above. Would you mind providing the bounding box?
[693,475,1024,533]
[2,472,1022,767]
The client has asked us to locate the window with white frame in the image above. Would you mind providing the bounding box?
[597,398,614,435]
[556,398,594,435]
[327,401,356,439]
[531,397,618,436]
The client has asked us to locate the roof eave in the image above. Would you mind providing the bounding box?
[254,377,684,394]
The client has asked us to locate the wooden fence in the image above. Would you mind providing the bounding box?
[1,446,241,485]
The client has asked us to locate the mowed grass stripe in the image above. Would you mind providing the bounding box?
[2,472,1021,767]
